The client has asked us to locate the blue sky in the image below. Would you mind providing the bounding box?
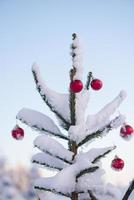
[0,0,134,186]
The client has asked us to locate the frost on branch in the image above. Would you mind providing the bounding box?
[34,135,74,164]
[17,108,68,140]
[32,152,69,171]
[32,63,71,130]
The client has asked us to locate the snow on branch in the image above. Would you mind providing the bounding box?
[86,90,126,133]
[76,166,99,180]
[75,90,90,124]
[37,192,70,200]
[77,114,125,147]
[92,146,116,164]
[76,146,116,165]
[88,190,97,200]
[79,184,122,200]
[32,152,69,171]
[34,181,71,197]
[71,33,83,81]
[34,158,98,197]
[32,63,71,130]
[34,135,73,164]
[17,108,68,140]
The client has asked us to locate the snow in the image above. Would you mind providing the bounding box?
[69,91,126,144]
[32,152,69,170]
[86,90,127,132]
[69,124,87,143]
[34,135,73,163]
[34,157,97,196]
[76,146,115,164]
[17,108,67,139]
[37,191,70,200]
[110,114,126,128]
[32,63,70,123]
[75,90,90,124]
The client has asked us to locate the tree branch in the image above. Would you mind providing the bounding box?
[18,117,68,141]
[32,68,71,130]
[78,123,112,147]
[34,186,71,198]
[85,72,93,90]
[35,145,72,165]
[92,146,116,164]
[32,159,62,171]
[88,190,97,200]
[122,179,134,200]
[76,166,99,180]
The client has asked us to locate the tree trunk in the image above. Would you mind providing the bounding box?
[71,192,78,200]
[70,141,78,200]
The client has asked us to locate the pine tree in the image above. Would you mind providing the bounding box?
[16,34,134,200]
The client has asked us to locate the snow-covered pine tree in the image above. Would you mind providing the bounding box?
[16,34,134,200]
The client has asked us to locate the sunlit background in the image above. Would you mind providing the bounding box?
[0,0,134,187]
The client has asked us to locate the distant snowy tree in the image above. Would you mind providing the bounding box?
[0,158,25,200]
[17,34,134,200]
[24,167,40,200]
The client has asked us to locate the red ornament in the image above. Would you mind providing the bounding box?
[11,125,24,140]
[91,79,103,90]
[70,79,83,93]
[111,156,124,170]
[120,125,133,138]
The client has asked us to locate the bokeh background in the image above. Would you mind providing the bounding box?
[0,0,134,188]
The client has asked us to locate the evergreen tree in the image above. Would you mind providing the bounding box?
[16,34,134,200]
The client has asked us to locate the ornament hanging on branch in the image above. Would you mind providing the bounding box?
[91,78,103,90]
[11,125,24,140]
[70,79,83,93]
[120,124,134,138]
[111,156,124,170]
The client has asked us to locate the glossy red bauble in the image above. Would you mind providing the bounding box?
[120,125,133,137]
[91,79,103,90]
[12,125,24,140]
[70,79,83,93]
[111,157,124,170]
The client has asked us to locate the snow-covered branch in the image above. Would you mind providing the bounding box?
[76,166,99,180]
[88,190,97,200]
[76,146,116,165]
[86,91,126,133]
[32,152,69,171]
[32,63,71,130]
[77,114,125,147]
[17,108,68,140]
[92,146,116,164]
[85,72,92,90]
[34,183,71,197]
[34,135,73,164]
[71,33,83,80]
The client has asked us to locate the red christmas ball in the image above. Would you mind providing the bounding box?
[70,79,83,93]
[91,79,103,90]
[12,125,24,140]
[120,125,133,137]
[111,157,124,170]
